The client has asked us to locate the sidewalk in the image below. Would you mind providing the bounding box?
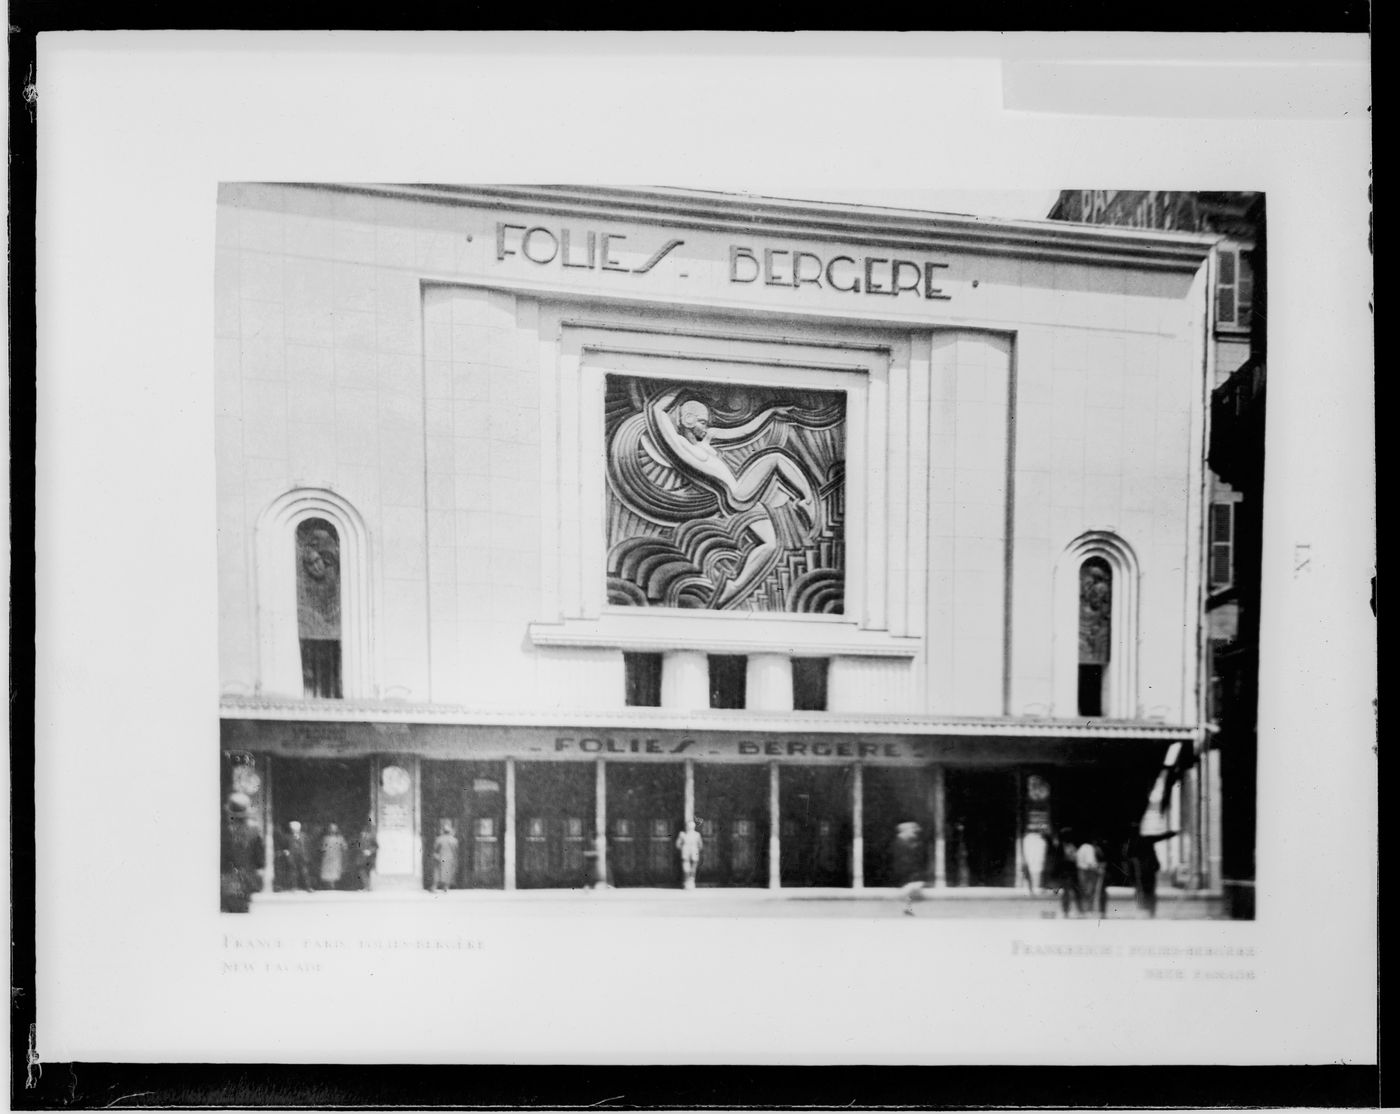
[257,884,1222,905]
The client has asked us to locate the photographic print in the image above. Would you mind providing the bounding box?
[214,184,1257,922]
[29,35,1374,1082]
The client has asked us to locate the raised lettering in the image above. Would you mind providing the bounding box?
[865,257,893,295]
[924,261,951,300]
[812,742,832,757]
[858,742,879,758]
[580,738,603,753]
[670,739,695,754]
[788,742,808,756]
[763,249,790,286]
[560,228,593,269]
[646,740,662,753]
[521,226,559,264]
[892,259,922,296]
[765,741,783,756]
[883,743,900,758]
[792,251,824,288]
[826,255,860,293]
[554,738,572,752]
[738,741,760,755]
[730,246,760,283]
[495,222,526,261]
[599,234,629,272]
[836,742,853,757]
[633,238,685,274]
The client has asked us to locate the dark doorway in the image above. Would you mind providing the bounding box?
[694,764,769,887]
[515,762,594,889]
[779,765,853,887]
[270,757,371,890]
[1049,762,1165,887]
[421,761,506,889]
[862,767,934,887]
[944,768,1018,887]
[606,763,685,887]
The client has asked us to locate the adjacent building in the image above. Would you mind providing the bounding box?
[216,184,1219,897]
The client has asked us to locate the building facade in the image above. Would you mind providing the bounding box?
[216,184,1217,896]
[1047,190,1263,914]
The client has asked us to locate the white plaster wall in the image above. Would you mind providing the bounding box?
[215,185,1206,722]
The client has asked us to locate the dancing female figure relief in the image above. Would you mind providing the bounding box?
[647,387,820,608]
[605,375,845,614]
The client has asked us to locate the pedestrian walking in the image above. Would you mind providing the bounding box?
[1127,828,1179,917]
[675,819,704,890]
[220,792,265,913]
[432,820,459,892]
[892,821,926,915]
[319,822,348,889]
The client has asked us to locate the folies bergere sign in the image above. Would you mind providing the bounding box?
[492,222,952,301]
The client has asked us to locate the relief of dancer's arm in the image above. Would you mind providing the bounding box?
[650,389,816,518]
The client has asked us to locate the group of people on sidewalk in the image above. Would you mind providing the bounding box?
[221,792,380,913]
[273,817,378,892]
[892,821,1178,918]
[1023,826,1178,918]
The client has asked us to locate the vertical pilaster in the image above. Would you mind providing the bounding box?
[595,758,608,886]
[746,653,793,712]
[261,753,275,892]
[768,761,781,890]
[1013,770,1025,885]
[661,650,709,710]
[930,765,947,888]
[851,763,864,889]
[503,758,517,891]
[684,759,695,826]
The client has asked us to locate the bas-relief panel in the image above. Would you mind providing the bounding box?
[604,374,846,614]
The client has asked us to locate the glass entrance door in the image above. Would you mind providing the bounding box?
[778,765,853,887]
[605,763,684,887]
[694,764,769,887]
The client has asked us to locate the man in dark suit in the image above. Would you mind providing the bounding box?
[220,792,266,913]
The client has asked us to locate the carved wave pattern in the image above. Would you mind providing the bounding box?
[604,375,846,614]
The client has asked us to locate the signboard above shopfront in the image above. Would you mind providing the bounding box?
[220,717,1176,768]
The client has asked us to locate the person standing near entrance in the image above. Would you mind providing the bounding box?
[320,822,348,890]
[1048,829,1082,917]
[1075,836,1106,917]
[286,820,312,891]
[1021,829,1048,896]
[355,819,378,891]
[1127,828,1179,917]
[220,792,265,913]
[892,822,926,916]
[432,820,459,892]
[675,820,703,890]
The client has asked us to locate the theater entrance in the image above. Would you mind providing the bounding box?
[779,765,853,887]
[693,764,769,887]
[515,762,594,889]
[861,767,934,887]
[606,763,684,887]
[421,760,506,889]
[269,757,372,889]
[945,768,1018,887]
